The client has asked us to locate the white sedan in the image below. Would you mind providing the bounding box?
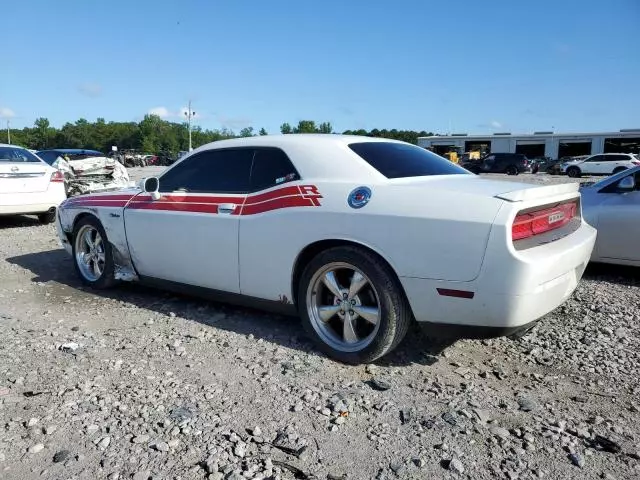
[580,166,640,266]
[0,144,67,223]
[55,135,596,363]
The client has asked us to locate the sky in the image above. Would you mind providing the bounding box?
[2,0,639,135]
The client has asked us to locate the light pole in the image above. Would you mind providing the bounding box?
[6,119,10,144]
[184,100,196,151]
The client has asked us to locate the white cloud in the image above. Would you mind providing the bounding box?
[148,106,171,118]
[77,83,103,98]
[490,120,503,129]
[0,107,15,118]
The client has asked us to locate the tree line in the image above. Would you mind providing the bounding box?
[4,116,435,153]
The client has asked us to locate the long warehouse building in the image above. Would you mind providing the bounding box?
[417,129,640,159]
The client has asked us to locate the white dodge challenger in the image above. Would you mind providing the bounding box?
[55,135,597,363]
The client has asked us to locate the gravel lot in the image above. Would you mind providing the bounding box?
[1,169,639,480]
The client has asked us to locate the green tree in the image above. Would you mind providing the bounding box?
[293,120,317,133]
[33,117,53,149]
[259,128,268,136]
[280,123,292,134]
[317,122,333,134]
[239,127,254,137]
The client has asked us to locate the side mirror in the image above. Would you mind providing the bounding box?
[143,177,161,200]
[618,176,635,192]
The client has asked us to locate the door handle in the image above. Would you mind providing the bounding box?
[218,203,237,215]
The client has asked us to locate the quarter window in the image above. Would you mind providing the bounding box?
[250,148,299,191]
[159,149,253,193]
[349,142,469,178]
[605,154,628,162]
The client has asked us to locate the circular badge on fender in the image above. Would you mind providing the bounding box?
[347,186,372,209]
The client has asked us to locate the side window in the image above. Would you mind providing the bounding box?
[159,149,253,194]
[610,154,629,162]
[587,155,603,162]
[249,148,300,192]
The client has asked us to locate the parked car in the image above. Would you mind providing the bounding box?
[580,166,640,266]
[37,148,132,196]
[0,144,67,223]
[55,135,596,363]
[462,153,531,175]
[561,153,640,178]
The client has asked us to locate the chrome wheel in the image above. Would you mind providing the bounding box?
[306,262,381,353]
[74,225,106,282]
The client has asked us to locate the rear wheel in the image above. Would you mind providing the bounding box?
[298,246,412,364]
[38,210,56,224]
[506,165,518,175]
[72,216,117,289]
[613,166,627,174]
[566,166,581,178]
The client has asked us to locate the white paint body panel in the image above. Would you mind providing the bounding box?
[56,135,597,332]
[0,144,66,215]
[124,195,243,292]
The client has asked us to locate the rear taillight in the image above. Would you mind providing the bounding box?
[50,171,65,183]
[632,160,640,166]
[512,201,577,241]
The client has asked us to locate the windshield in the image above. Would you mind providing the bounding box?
[0,146,43,163]
[348,142,470,179]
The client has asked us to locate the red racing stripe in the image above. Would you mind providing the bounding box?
[244,185,303,205]
[131,193,245,204]
[240,195,319,215]
[65,185,323,215]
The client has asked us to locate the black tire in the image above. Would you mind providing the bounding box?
[38,210,56,224]
[297,246,412,364]
[506,165,518,175]
[613,167,627,174]
[567,166,581,178]
[71,216,117,289]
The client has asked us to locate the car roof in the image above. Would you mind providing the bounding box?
[0,143,29,148]
[188,134,409,181]
[198,134,404,149]
[36,148,104,154]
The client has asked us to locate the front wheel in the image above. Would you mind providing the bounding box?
[506,166,518,175]
[72,216,117,289]
[566,167,581,178]
[298,246,412,364]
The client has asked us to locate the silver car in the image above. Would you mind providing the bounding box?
[580,166,640,266]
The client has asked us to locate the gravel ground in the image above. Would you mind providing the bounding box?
[1,169,639,480]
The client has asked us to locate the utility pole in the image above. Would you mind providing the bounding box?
[184,100,196,151]
[6,119,10,144]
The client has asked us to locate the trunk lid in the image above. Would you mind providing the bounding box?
[0,162,53,193]
[388,174,579,202]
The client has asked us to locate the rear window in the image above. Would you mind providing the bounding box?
[348,142,470,179]
[0,147,42,163]
[36,151,59,165]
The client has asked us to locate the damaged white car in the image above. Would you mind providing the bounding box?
[36,149,132,196]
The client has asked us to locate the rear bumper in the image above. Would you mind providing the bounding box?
[0,203,58,215]
[401,221,596,336]
[0,191,66,215]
